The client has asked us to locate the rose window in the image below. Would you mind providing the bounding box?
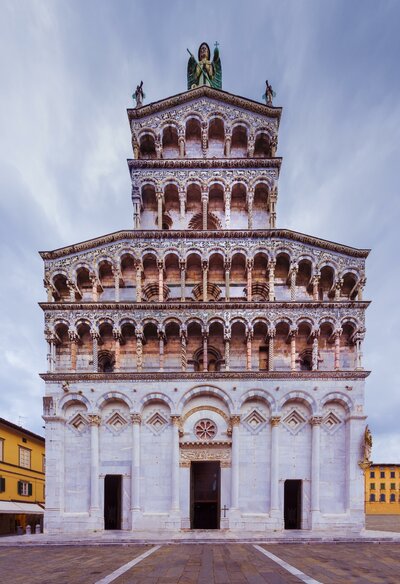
[194,419,217,440]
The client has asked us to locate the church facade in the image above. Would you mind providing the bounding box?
[41,47,370,534]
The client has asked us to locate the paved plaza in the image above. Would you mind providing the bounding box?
[0,542,399,583]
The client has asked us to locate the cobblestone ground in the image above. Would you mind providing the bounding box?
[366,514,400,532]
[261,543,400,584]
[0,543,399,583]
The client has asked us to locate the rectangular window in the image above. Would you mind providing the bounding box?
[369,494,375,502]
[0,438,4,461]
[17,481,32,496]
[380,483,385,490]
[380,494,386,502]
[390,483,396,490]
[0,476,5,493]
[380,471,385,478]
[390,471,395,478]
[370,483,375,490]
[370,471,375,478]
[19,446,31,469]
[390,494,396,502]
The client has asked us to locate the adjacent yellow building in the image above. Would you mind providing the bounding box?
[0,417,45,534]
[365,463,400,514]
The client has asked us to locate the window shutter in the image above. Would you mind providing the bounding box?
[28,483,33,496]
[0,477,5,492]
[17,480,22,495]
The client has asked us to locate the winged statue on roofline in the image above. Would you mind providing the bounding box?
[187,42,222,90]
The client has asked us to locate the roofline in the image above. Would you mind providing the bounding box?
[0,417,45,442]
[127,85,282,123]
[39,228,370,261]
[369,463,400,467]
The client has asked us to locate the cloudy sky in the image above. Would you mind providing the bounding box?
[1,0,399,461]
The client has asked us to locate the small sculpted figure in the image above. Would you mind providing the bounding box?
[133,81,144,108]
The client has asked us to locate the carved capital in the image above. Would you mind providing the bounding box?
[170,414,181,427]
[130,413,142,425]
[310,416,323,426]
[230,414,241,427]
[88,414,101,427]
[270,416,281,427]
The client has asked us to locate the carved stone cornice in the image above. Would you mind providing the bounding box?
[128,158,282,170]
[40,370,371,382]
[127,85,282,121]
[39,229,370,260]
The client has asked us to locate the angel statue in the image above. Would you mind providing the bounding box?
[187,42,222,90]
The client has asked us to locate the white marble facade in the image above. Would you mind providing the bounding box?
[41,83,369,534]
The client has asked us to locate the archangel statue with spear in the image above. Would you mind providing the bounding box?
[187,42,222,90]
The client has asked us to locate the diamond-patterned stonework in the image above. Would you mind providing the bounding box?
[323,411,343,434]
[146,411,168,435]
[243,409,267,434]
[106,411,128,434]
[68,413,88,434]
[282,409,307,435]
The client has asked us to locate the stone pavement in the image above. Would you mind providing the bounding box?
[0,542,400,583]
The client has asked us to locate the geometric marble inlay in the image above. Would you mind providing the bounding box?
[68,413,88,434]
[146,411,168,435]
[106,411,128,435]
[282,409,307,435]
[243,409,267,434]
[323,411,343,434]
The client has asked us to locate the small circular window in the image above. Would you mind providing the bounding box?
[194,418,217,440]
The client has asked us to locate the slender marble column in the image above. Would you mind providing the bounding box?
[46,339,53,372]
[203,333,208,372]
[135,326,143,372]
[135,262,142,302]
[224,131,231,157]
[131,414,141,516]
[246,258,253,301]
[225,259,231,300]
[312,275,320,301]
[268,259,275,301]
[225,191,231,229]
[88,414,101,513]
[355,334,364,370]
[224,331,231,371]
[179,189,186,221]
[312,335,319,371]
[268,329,275,371]
[158,260,164,302]
[310,416,323,521]
[51,341,56,372]
[290,265,298,301]
[246,330,252,371]
[180,329,187,372]
[202,261,208,302]
[114,336,121,372]
[114,268,120,302]
[91,276,98,302]
[158,330,165,371]
[247,191,254,230]
[202,192,208,230]
[230,415,241,509]
[170,415,181,513]
[180,260,186,301]
[334,329,341,370]
[69,334,78,372]
[290,332,297,371]
[269,188,277,228]
[270,416,281,514]
[178,136,185,158]
[91,331,99,373]
[156,190,163,230]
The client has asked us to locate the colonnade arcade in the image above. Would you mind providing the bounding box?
[132,116,277,161]
[45,386,356,525]
[47,314,365,374]
[137,180,275,231]
[47,250,365,304]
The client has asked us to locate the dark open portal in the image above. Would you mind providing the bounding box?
[284,479,302,529]
[191,461,220,529]
[104,475,122,530]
